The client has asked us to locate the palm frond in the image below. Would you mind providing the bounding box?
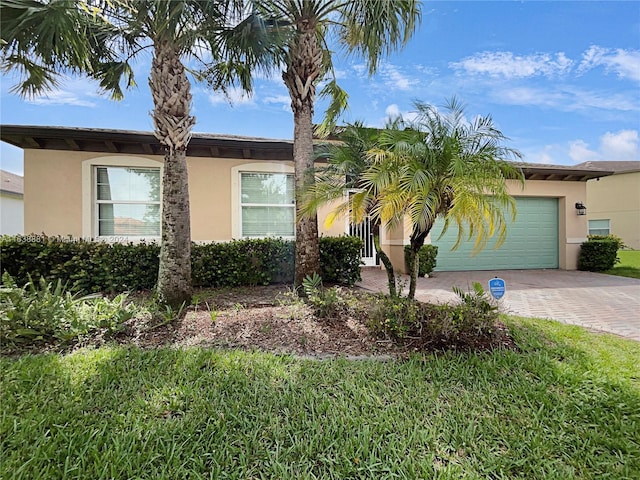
[316,79,349,138]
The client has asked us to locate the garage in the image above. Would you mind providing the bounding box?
[431,197,559,271]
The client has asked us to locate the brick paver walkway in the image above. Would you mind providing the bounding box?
[357,268,640,341]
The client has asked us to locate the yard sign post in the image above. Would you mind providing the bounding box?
[488,277,506,300]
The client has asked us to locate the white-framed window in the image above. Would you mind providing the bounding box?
[240,172,295,237]
[95,166,161,237]
[82,156,163,240]
[588,219,610,236]
[231,163,295,239]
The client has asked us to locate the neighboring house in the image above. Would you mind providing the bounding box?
[576,161,640,250]
[1,125,612,272]
[0,169,24,235]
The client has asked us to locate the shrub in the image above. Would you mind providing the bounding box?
[319,236,363,285]
[300,273,359,319]
[0,235,363,294]
[367,282,499,347]
[368,294,421,339]
[0,235,159,293]
[404,244,438,277]
[0,273,140,346]
[578,235,623,271]
[447,282,499,338]
[191,238,294,288]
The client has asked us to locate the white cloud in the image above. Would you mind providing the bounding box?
[22,76,103,107]
[451,46,640,82]
[567,88,638,112]
[379,64,416,91]
[523,130,640,165]
[490,85,638,114]
[263,94,291,111]
[498,86,567,108]
[600,130,639,159]
[208,87,255,106]
[569,129,640,162]
[568,140,599,163]
[28,90,97,107]
[352,64,368,79]
[450,51,573,79]
[578,46,640,82]
[415,64,439,76]
[380,103,420,125]
[333,69,348,80]
[523,145,559,164]
[352,62,418,91]
[385,104,401,117]
[263,95,290,105]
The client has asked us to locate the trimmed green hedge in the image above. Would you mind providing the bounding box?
[318,236,363,286]
[0,235,363,293]
[404,244,438,277]
[578,235,623,272]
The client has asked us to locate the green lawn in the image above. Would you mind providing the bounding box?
[2,317,639,480]
[606,250,640,279]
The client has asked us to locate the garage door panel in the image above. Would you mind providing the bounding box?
[432,197,558,271]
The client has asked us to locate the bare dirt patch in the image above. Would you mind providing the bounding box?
[113,285,515,358]
[117,286,400,357]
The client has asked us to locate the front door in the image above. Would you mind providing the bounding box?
[349,216,378,267]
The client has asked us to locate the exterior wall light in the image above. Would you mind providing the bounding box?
[575,202,587,215]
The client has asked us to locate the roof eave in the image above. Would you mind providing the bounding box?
[1,125,294,161]
[1,125,616,180]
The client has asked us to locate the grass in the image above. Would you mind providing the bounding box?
[2,318,639,480]
[606,250,640,279]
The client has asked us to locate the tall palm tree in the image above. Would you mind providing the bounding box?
[304,99,524,299]
[1,0,274,307]
[253,0,421,286]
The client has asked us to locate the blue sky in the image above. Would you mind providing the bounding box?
[1,1,639,175]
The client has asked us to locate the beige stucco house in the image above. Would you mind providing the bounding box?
[576,161,640,250]
[0,169,24,235]
[1,125,612,272]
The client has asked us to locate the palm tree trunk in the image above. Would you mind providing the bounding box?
[408,247,419,299]
[149,39,195,307]
[292,101,321,286]
[408,229,430,299]
[372,222,396,297]
[283,25,323,286]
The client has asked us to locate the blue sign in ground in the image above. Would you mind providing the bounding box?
[488,277,506,300]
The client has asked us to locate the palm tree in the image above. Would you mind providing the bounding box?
[304,99,524,299]
[305,123,399,296]
[253,0,421,286]
[1,0,274,307]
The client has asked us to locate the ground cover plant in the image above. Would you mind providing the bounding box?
[0,274,509,356]
[1,317,639,479]
[0,273,145,349]
[606,250,640,279]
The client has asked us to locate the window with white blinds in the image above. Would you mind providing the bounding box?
[241,172,295,237]
[95,166,161,237]
[588,219,610,236]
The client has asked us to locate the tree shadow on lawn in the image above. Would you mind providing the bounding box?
[1,324,639,479]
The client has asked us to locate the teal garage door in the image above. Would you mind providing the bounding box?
[432,197,558,271]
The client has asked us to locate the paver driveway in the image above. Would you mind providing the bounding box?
[357,268,640,341]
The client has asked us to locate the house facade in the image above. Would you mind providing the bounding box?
[577,161,640,250]
[0,169,24,235]
[1,125,612,272]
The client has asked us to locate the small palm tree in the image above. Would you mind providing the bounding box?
[304,98,524,299]
[1,0,274,307]
[253,0,421,286]
[306,123,400,296]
